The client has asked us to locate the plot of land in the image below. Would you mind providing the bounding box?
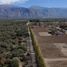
[31,26,67,67]
[54,43,67,56]
[47,60,67,67]
[39,32,51,36]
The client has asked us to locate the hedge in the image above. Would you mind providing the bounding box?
[29,28,46,67]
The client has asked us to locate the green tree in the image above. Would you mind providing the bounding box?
[10,57,19,67]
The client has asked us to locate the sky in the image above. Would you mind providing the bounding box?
[0,0,67,8]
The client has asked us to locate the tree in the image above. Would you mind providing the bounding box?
[10,57,19,67]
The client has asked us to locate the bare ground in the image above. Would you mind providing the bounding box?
[31,26,67,67]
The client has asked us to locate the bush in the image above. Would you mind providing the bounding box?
[15,29,29,37]
[10,57,19,67]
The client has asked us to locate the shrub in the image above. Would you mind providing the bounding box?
[10,57,19,67]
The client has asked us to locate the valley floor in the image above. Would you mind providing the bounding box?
[31,26,67,67]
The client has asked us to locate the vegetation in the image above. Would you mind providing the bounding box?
[29,18,67,22]
[0,20,28,67]
[10,58,19,67]
[30,28,45,67]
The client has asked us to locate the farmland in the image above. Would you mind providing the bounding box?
[31,22,67,67]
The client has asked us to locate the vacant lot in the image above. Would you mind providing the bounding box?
[31,26,67,67]
[47,60,67,67]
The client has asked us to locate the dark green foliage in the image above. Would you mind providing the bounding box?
[10,58,19,67]
[15,29,29,37]
[0,20,28,66]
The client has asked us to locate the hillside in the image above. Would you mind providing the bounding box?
[0,5,67,19]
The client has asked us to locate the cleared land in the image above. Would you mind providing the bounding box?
[31,26,67,67]
[47,61,67,67]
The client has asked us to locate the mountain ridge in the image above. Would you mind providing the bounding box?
[0,5,67,19]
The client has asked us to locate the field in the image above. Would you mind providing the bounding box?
[31,25,67,67]
[47,61,67,67]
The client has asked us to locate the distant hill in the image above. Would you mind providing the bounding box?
[0,5,67,19]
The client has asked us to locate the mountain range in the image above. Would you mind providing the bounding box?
[0,5,67,19]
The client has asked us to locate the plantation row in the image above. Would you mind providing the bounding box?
[29,28,45,67]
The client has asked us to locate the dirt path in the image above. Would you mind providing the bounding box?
[44,58,67,67]
[26,27,37,67]
[19,62,22,67]
[45,58,67,62]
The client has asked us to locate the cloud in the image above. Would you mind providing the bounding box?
[0,0,29,4]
